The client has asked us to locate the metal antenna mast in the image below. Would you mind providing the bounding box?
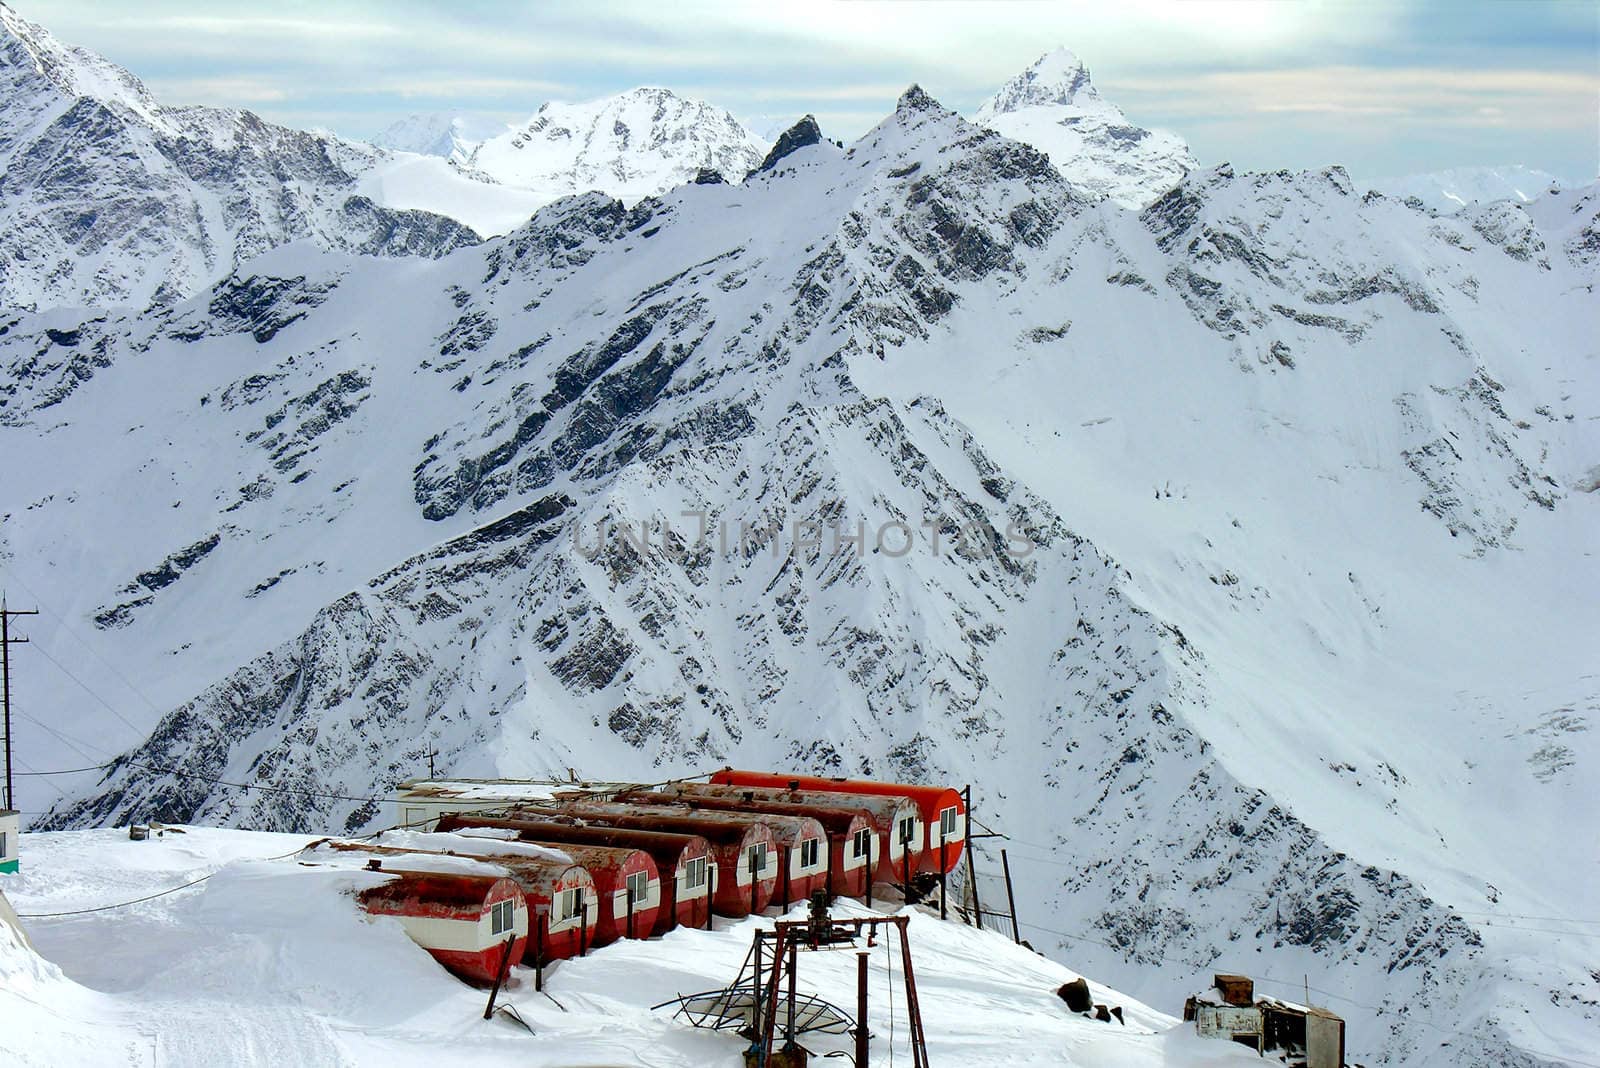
[2,594,41,810]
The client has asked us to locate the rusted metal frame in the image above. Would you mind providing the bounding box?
[895,916,929,1068]
[783,938,799,1051]
[757,926,790,1062]
[855,949,870,1067]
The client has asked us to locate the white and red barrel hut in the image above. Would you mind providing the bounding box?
[656,783,878,899]
[435,812,714,934]
[614,791,829,910]
[352,863,528,984]
[536,801,779,918]
[688,782,922,886]
[322,837,599,963]
[711,769,966,876]
[441,827,660,946]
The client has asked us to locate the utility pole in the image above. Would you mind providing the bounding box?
[2,596,40,811]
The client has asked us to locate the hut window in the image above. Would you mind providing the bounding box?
[852,828,872,859]
[489,898,515,936]
[748,842,769,875]
[939,806,958,840]
[556,887,585,923]
[897,815,916,845]
[800,838,820,868]
[626,870,648,904]
[684,855,708,890]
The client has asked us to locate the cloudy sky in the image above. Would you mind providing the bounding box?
[21,0,1600,182]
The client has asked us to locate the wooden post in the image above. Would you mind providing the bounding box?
[900,824,912,905]
[534,906,547,992]
[855,950,870,1067]
[1000,848,1021,944]
[483,936,515,1019]
[750,848,759,917]
[938,837,948,921]
[577,887,588,958]
[751,930,764,1040]
[963,786,981,928]
[626,882,635,940]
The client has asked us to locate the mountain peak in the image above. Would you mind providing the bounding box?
[972,47,1196,209]
[753,114,822,173]
[897,84,948,116]
[976,48,1102,120]
[466,86,767,205]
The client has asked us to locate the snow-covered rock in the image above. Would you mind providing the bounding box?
[464,86,767,206]
[0,3,480,312]
[975,48,1196,209]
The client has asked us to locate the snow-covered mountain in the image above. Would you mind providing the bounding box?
[368,112,481,161]
[463,87,767,205]
[0,3,480,311]
[1366,165,1568,212]
[974,48,1196,209]
[4,68,1596,1066]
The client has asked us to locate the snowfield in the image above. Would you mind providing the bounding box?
[1,826,1266,1068]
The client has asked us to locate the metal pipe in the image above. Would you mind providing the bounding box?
[784,938,798,1048]
[1001,848,1020,944]
[856,950,870,1067]
[963,785,980,927]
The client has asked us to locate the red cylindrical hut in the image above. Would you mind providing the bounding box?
[327,840,596,963]
[614,792,829,910]
[436,813,713,934]
[530,802,778,918]
[655,784,877,899]
[353,866,527,984]
[710,769,964,875]
[436,829,659,946]
[686,781,921,885]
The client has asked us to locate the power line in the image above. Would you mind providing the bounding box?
[24,632,150,742]
[0,564,170,732]
[13,763,114,776]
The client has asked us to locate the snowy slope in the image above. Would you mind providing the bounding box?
[975,48,1196,209]
[1367,165,1568,212]
[0,3,481,312]
[465,87,766,206]
[2,75,1595,1066]
[2,826,1275,1068]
